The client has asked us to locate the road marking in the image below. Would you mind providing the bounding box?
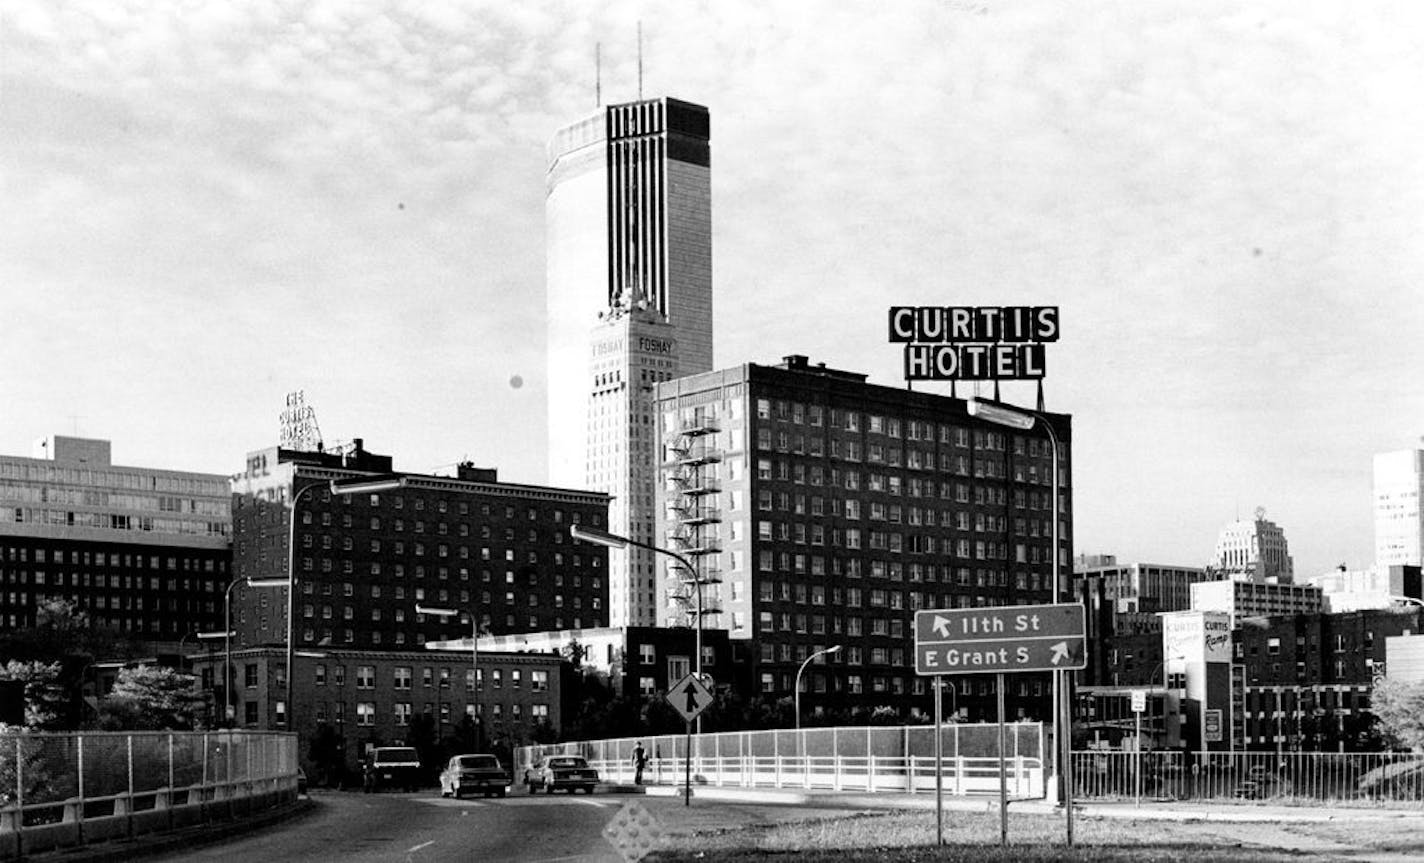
[412,797,486,807]
[407,840,434,853]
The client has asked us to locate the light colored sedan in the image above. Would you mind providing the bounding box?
[523,755,600,794]
[439,754,509,799]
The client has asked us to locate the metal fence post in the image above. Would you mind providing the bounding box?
[15,733,24,861]
[76,735,85,846]
[127,734,135,838]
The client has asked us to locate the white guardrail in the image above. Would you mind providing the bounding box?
[0,730,299,861]
[519,723,1048,799]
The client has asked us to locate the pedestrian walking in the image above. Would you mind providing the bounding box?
[632,741,648,785]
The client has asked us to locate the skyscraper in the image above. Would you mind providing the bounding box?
[1375,446,1424,567]
[1213,508,1293,583]
[547,97,713,627]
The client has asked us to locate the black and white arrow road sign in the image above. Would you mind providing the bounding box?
[666,672,714,723]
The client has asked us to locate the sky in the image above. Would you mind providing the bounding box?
[3,1,1423,578]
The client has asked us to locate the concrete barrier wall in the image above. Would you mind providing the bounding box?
[0,731,298,862]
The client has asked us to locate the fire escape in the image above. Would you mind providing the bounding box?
[664,415,724,629]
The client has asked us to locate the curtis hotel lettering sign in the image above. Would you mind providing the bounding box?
[889,306,1059,381]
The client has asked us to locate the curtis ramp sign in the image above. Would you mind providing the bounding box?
[915,603,1087,675]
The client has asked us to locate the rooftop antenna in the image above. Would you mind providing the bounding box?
[595,42,602,106]
[637,20,643,100]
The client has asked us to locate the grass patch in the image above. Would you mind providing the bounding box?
[647,807,1423,861]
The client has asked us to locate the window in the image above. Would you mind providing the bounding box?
[357,702,376,726]
[244,664,258,688]
[531,670,549,692]
[394,667,412,690]
[356,666,375,689]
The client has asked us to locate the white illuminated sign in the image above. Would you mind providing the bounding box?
[888,305,1059,381]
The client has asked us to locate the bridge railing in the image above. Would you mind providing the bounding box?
[518,723,1046,798]
[1071,749,1424,807]
[0,730,298,861]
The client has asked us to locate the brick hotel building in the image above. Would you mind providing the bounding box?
[223,441,608,756]
[651,356,1073,722]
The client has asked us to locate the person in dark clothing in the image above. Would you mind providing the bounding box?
[631,741,648,785]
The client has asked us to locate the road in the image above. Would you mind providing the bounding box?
[142,788,853,863]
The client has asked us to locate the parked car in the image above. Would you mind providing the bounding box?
[364,746,423,792]
[440,754,508,799]
[523,755,600,794]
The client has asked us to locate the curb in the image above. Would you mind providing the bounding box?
[611,784,1423,824]
[18,797,316,863]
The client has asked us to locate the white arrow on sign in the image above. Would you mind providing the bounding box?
[1050,642,1071,665]
[666,673,714,723]
[931,615,951,637]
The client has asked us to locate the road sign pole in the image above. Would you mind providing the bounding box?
[997,672,1007,847]
[684,718,692,807]
[934,675,943,846]
[1135,708,1142,808]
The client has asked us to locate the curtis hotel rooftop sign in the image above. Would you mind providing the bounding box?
[888,306,1059,381]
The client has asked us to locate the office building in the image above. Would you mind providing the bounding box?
[648,355,1073,721]
[586,299,680,627]
[1299,564,1423,613]
[0,436,231,638]
[1213,509,1294,583]
[1189,578,1322,624]
[190,646,563,774]
[1074,559,1211,614]
[547,97,714,626]
[1375,446,1424,567]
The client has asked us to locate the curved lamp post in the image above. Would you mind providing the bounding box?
[416,603,481,750]
[224,577,288,726]
[967,398,1070,836]
[570,524,705,678]
[795,645,842,731]
[284,475,407,736]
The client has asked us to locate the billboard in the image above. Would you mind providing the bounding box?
[888,305,1059,381]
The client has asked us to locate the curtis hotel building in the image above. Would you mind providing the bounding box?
[654,356,1072,723]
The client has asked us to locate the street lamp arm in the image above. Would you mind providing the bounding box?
[794,645,842,731]
[571,524,706,679]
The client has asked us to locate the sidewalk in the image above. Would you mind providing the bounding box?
[624,781,1420,824]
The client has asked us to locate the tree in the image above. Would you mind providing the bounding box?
[0,661,68,730]
[1368,677,1424,751]
[97,665,208,730]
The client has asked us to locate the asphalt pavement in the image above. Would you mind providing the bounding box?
[17,782,1419,863]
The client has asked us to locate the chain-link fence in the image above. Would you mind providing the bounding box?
[0,730,297,860]
[519,723,1046,797]
[1071,749,1424,807]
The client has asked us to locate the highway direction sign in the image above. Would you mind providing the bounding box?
[666,672,714,723]
[914,602,1087,675]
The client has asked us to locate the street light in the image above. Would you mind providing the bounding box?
[967,398,1069,815]
[285,474,407,738]
[795,645,842,731]
[416,603,480,749]
[225,577,288,726]
[570,524,706,679]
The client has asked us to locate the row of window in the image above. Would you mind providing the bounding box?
[2,547,227,572]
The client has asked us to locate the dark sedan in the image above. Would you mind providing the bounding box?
[439,754,508,798]
[523,755,599,794]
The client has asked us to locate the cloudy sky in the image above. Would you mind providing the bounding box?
[3,1,1422,577]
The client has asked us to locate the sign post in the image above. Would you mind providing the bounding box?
[666,673,713,807]
[1131,690,1147,807]
[915,603,1086,846]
